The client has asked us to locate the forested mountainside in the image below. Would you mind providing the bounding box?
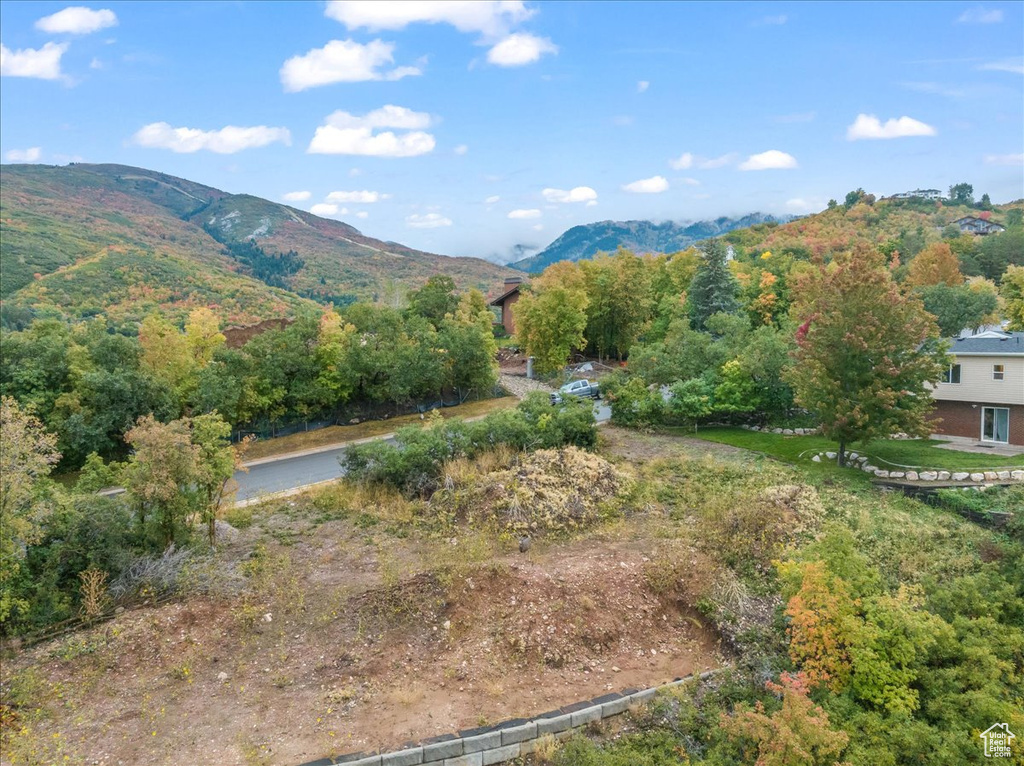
[514,213,784,272]
[0,163,519,327]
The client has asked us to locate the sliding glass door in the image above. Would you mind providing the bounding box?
[981,407,1010,443]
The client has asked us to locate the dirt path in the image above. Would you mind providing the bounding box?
[499,372,555,399]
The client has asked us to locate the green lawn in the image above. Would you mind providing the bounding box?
[675,427,1024,472]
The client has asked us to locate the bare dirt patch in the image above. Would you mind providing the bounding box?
[601,426,751,463]
[2,511,722,766]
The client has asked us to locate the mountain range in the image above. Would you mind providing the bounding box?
[0,163,518,327]
[512,214,788,273]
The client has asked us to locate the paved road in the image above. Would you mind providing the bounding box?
[233,402,612,501]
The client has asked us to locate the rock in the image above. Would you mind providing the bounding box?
[863,464,877,473]
[783,428,794,435]
[889,471,905,479]
[518,535,532,553]
[825,451,837,460]
[811,454,822,463]
[874,469,890,478]
[262,613,273,623]
[218,671,229,682]
[906,471,919,481]
[348,418,361,425]
[919,471,938,481]
[848,452,859,461]
[937,471,951,481]
[970,473,985,482]
[997,471,1011,480]
[772,428,784,434]
[984,471,999,481]
[952,472,970,481]
[1011,470,1024,481]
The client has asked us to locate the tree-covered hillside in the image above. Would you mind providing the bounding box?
[0,163,520,327]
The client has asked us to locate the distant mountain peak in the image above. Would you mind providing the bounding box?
[513,213,787,272]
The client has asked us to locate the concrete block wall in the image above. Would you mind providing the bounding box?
[299,671,719,766]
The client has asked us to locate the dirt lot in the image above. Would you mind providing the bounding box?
[2,431,736,766]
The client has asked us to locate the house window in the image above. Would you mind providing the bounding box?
[982,407,1010,444]
[993,364,1004,380]
[941,364,961,384]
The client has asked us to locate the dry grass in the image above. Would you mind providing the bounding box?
[243,397,519,460]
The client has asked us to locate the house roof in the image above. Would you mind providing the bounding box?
[948,331,1024,356]
[489,284,521,306]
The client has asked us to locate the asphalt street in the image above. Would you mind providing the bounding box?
[233,403,612,501]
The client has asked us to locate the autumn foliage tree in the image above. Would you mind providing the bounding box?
[905,242,963,288]
[786,246,945,465]
[513,285,589,374]
[720,672,851,766]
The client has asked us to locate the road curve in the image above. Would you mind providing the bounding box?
[232,403,611,501]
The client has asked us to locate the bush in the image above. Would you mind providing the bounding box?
[343,394,597,496]
[608,376,664,428]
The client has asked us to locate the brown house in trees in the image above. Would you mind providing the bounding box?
[490,277,523,335]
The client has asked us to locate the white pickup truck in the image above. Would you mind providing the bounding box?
[550,378,601,404]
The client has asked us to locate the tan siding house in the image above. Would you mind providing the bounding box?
[929,332,1024,446]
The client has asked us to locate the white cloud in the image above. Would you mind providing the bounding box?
[311,203,344,216]
[669,152,693,170]
[738,149,798,170]
[673,151,738,170]
[355,211,369,219]
[612,115,634,127]
[308,106,435,157]
[754,14,787,25]
[586,200,598,207]
[326,190,390,203]
[283,190,312,202]
[978,57,1024,75]
[698,152,738,169]
[407,212,453,228]
[532,223,544,231]
[349,168,363,177]
[846,113,936,140]
[280,39,420,92]
[1,42,68,80]
[984,153,1023,166]
[637,80,649,93]
[623,175,668,193]
[5,147,42,162]
[36,6,117,34]
[485,195,500,204]
[542,186,597,204]
[957,7,1003,23]
[508,208,542,219]
[487,33,557,66]
[679,177,700,186]
[454,144,468,155]
[132,122,291,153]
[785,198,825,213]
[89,57,103,69]
[325,1,534,38]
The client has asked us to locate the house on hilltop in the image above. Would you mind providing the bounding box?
[930,331,1024,446]
[953,216,1006,235]
[490,276,524,335]
[892,188,943,200]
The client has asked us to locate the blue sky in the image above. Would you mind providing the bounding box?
[2,1,1022,263]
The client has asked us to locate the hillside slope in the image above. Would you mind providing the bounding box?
[514,214,784,273]
[0,163,519,324]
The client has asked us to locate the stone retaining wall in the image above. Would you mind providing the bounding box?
[298,671,717,766]
[808,451,1024,483]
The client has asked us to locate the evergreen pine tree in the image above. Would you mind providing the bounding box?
[688,238,740,331]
